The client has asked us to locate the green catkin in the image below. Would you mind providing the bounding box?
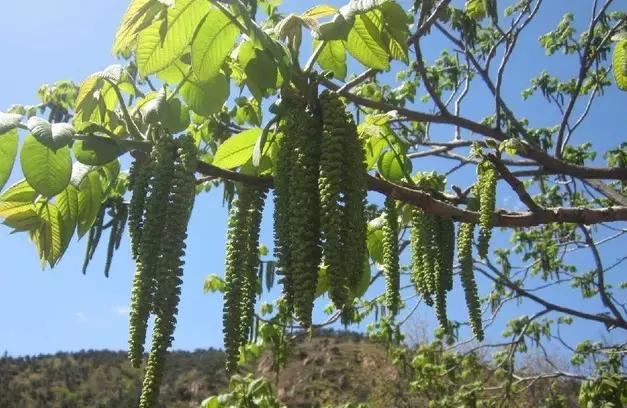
[283,99,322,327]
[478,160,497,259]
[319,91,368,313]
[139,135,196,408]
[240,188,267,346]
[82,204,106,274]
[273,117,294,312]
[114,203,128,250]
[319,92,350,309]
[128,158,151,260]
[338,96,368,294]
[104,218,118,278]
[382,197,400,316]
[128,137,176,368]
[433,216,455,330]
[222,188,254,375]
[410,208,433,305]
[438,217,455,293]
[421,213,439,300]
[457,221,484,341]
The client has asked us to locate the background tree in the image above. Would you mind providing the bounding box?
[0,0,625,406]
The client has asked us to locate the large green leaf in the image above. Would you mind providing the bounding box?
[4,205,41,232]
[314,39,347,80]
[245,49,278,99]
[73,137,125,166]
[112,0,166,57]
[32,202,65,267]
[345,13,390,70]
[180,73,229,116]
[20,134,72,197]
[0,180,38,224]
[136,0,208,76]
[374,4,409,63]
[0,179,36,204]
[77,171,104,238]
[160,97,190,133]
[613,40,627,91]
[213,128,262,169]
[191,7,240,82]
[366,221,384,265]
[0,129,18,191]
[377,149,411,182]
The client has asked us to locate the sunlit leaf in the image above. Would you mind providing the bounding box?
[0,128,19,191]
[20,134,72,197]
[213,128,262,169]
[191,7,240,82]
[136,0,208,76]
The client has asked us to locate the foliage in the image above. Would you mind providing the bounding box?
[0,349,227,408]
[2,0,627,407]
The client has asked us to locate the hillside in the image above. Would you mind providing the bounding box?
[0,333,580,407]
[0,349,227,408]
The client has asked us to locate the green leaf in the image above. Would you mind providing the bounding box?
[345,13,390,70]
[613,40,627,91]
[0,179,36,203]
[0,180,38,224]
[112,0,166,57]
[4,205,41,232]
[245,49,278,99]
[366,221,384,264]
[377,5,409,63]
[157,57,189,84]
[315,13,355,41]
[350,256,371,298]
[32,202,65,267]
[181,73,229,116]
[377,149,411,181]
[191,7,240,82]
[136,0,208,77]
[0,129,19,191]
[73,137,125,166]
[315,265,330,298]
[77,171,103,238]
[302,4,337,19]
[0,112,23,134]
[57,185,79,251]
[20,134,72,197]
[315,39,347,80]
[160,97,190,133]
[203,274,226,293]
[213,128,262,169]
[465,0,486,20]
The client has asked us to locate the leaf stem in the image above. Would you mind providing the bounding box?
[304,41,327,73]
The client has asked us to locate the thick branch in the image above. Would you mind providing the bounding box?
[194,160,627,227]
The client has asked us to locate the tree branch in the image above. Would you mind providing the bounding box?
[194,160,627,227]
[319,78,627,180]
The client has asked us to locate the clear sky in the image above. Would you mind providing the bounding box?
[0,1,625,357]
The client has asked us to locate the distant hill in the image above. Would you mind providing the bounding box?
[0,332,580,407]
[0,349,227,408]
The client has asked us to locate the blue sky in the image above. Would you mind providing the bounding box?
[0,1,625,357]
